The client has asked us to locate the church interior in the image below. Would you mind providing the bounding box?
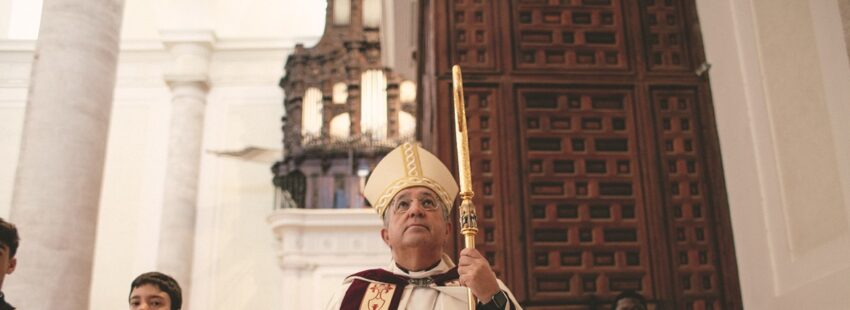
[0,0,849,309]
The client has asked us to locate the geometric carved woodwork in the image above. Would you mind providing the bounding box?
[519,88,652,302]
[451,0,499,71]
[651,88,724,309]
[462,86,507,276]
[420,0,742,308]
[514,0,630,71]
[640,0,691,71]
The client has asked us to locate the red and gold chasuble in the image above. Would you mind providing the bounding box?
[340,267,461,310]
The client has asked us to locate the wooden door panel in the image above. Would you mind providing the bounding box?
[449,0,500,72]
[515,87,655,305]
[649,87,726,309]
[443,82,511,278]
[419,0,742,308]
[512,0,632,71]
[639,0,693,71]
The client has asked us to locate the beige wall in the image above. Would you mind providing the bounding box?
[189,52,291,308]
[0,1,320,309]
[120,0,326,42]
[0,104,24,218]
[0,0,41,39]
[0,0,11,36]
[88,49,173,309]
[84,45,290,310]
[0,43,32,218]
[697,0,850,308]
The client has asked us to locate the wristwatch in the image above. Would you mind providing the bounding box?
[479,290,509,309]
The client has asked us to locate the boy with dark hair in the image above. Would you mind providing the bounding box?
[0,217,19,310]
[129,272,182,310]
[612,290,648,310]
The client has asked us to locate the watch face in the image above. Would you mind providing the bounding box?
[493,291,508,308]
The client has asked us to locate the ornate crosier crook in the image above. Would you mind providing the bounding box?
[452,65,478,310]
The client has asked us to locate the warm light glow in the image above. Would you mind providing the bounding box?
[330,113,351,139]
[362,0,381,28]
[333,0,351,25]
[400,80,416,103]
[7,0,43,39]
[333,82,348,104]
[302,87,323,137]
[399,111,416,138]
[360,70,388,140]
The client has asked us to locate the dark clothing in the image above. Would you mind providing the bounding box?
[0,293,14,310]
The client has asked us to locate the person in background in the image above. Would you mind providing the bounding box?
[129,272,182,310]
[612,290,648,310]
[0,218,18,310]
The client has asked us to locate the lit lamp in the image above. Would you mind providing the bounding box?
[333,82,348,104]
[400,80,416,103]
[360,70,388,140]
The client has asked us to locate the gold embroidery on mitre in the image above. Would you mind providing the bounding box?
[367,142,459,217]
[400,142,423,178]
[359,282,397,310]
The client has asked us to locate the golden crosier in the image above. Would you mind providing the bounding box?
[452,65,479,310]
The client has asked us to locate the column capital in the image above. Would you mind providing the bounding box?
[165,78,209,93]
[159,29,217,50]
[161,30,216,89]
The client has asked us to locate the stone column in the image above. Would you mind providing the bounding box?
[7,0,125,308]
[156,31,214,301]
[841,0,850,62]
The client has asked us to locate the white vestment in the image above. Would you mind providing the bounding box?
[325,254,522,310]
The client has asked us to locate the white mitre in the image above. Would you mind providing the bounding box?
[363,142,459,217]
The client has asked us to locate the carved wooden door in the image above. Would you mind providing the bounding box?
[419,0,742,309]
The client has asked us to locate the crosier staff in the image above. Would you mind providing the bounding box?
[452,65,478,310]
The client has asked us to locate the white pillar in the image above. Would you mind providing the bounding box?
[7,0,125,308]
[156,31,214,302]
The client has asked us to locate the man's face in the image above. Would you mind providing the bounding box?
[129,284,171,310]
[381,187,451,252]
[0,244,16,289]
[615,298,646,310]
